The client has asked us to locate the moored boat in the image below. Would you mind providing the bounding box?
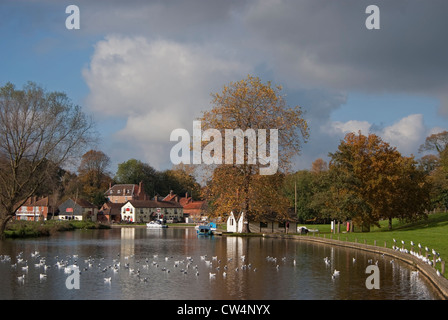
[146,219,168,229]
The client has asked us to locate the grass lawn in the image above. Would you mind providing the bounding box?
[299,211,448,276]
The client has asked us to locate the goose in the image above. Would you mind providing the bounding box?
[104,277,111,283]
[17,275,25,282]
[209,272,216,278]
[39,273,47,280]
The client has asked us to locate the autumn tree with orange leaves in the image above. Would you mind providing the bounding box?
[329,132,430,231]
[200,75,309,231]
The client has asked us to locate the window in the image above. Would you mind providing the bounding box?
[260,222,268,228]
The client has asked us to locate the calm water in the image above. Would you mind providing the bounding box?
[0,227,440,300]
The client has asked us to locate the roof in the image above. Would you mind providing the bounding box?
[125,200,183,209]
[99,202,122,216]
[105,184,138,196]
[183,201,205,210]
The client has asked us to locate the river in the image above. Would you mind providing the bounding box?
[0,227,439,300]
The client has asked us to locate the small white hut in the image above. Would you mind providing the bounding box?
[226,211,245,233]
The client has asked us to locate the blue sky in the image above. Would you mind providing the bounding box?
[1,0,448,176]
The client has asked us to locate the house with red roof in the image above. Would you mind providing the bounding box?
[16,197,54,221]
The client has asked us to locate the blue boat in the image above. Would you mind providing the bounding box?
[196,222,215,236]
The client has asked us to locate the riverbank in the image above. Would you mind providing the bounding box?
[260,232,448,300]
[4,220,110,238]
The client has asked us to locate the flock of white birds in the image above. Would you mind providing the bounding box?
[0,238,443,289]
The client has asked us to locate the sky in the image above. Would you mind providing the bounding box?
[1,0,448,176]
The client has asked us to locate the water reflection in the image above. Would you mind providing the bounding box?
[0,228,440,300]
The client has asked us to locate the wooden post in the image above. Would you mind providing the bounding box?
[442,261,445,275]
[374,240,377,247]
[384,241,387,248]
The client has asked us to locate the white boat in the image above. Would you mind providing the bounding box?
[146,219,167,229]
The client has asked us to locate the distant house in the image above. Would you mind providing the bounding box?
[163,191,207,221]
[121,199,183,223]
[226,211,298,234]
[16,197,54,221]
[58,198,98,221]
[98,202,122,223]
[105,182,148,203]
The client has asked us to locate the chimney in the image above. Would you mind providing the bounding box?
[138,181,142,195]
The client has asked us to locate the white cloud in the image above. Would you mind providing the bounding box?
[327,120,372,136]
[82,35,251,169]
[322,114,429,159]
[381,114,426,155]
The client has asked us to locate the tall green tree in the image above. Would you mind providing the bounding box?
[114,159,157,197]
[283,170,317,223]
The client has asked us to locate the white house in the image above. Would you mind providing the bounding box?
[226,211,298,234]
[121,199,183,223]
[227,211,237,232]
[226,211,245,233]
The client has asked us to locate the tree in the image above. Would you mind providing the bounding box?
[419,131,448,154]
[77,150,112,206]
[311,158,328,174]
[156,166,202,200]
[329,132,430,231]
[0,82,94,237]
[200,75,309,231]
[419,132,448,210]
[115,159,157,197]
[283,170,318,223]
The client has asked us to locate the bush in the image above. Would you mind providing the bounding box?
[5,219,110,238]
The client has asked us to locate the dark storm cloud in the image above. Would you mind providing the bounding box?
[243,0,448,96]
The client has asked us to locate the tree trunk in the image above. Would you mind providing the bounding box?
[361,222,370,232]
[388,217,393,230]
[241,214,251,233]
[0,215,13,239]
